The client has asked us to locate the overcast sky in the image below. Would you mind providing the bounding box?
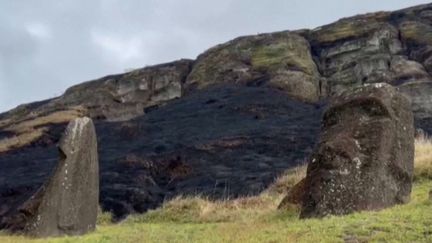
[0,0,430,112]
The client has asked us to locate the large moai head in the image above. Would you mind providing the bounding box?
[301,83,414,218]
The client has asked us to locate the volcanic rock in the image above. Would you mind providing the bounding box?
[300,83,414,218]
[0,59,192,152]
[0,117,99,237]
[186,31,323,102]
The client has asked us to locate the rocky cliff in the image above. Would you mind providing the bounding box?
[1,3,431,220]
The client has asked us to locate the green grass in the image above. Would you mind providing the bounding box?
[1,138,431,243]
[1,181,430,243]
[250,40,316,75]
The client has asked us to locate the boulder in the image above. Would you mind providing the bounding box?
[300,83,414,218]
[0,117,99,237]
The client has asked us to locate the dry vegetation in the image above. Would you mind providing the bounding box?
[0,107,85,152]
[128,162,308,225]
[0,128,47,153]
[414,133,432,180]
[145,134,432,222]
[265,163,307,195]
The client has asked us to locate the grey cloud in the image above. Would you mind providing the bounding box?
[0,0,431,112]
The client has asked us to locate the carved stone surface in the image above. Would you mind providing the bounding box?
[300,84,414,218]
[0,117,99,237]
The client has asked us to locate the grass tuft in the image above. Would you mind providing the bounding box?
[414,134,432,180]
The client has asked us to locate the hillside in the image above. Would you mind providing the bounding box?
[0,137,431,242]
[1,1,432,229]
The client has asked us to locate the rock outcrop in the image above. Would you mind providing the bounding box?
[186,31,323,102]
[60,59,193,121]
[300,84,414,218]
[306,6,432,126]
[0,59,192,152]
[0,117,99,237]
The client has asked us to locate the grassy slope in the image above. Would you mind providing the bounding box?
[1,138,432,243]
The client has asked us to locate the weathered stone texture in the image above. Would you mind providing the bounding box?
[0,59,192,152]
[0,117,99,237]
[186,31,323,102]
[278,178,306,209]
[300,84,414,218]
[60,59,193,121]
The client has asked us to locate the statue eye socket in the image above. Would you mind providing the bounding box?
[360,102,388,117]
[358,98,391,117]
[323,97,390,129]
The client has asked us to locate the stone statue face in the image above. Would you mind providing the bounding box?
[301,84,414,218]
[317,97,394,174]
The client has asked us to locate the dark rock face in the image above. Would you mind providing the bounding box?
[300,84,414,218]
[0,117,99,237]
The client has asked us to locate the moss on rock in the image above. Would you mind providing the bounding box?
[185,31,322,102]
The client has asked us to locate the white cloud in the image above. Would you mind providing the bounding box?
[0,66,9,112]
[0,71,8,114]
[91,31,145,63]
[26,22,52,40]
